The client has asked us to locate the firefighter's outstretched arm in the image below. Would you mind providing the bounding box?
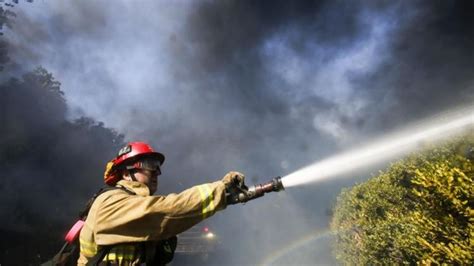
[91,172,245,245]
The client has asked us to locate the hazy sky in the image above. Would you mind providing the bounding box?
[3,1,474,264]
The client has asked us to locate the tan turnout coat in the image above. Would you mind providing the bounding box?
[77,179,227,265]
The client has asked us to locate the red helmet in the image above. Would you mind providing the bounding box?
[104,142,165,185]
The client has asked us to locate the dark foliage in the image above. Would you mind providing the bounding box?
[0,68,124,265]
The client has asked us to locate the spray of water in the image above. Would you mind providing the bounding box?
[282,107,474,188]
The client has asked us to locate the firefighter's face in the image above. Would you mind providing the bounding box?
[134,169,159,194]
[124,169,160,194]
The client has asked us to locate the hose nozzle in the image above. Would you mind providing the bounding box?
[236,176,284,203]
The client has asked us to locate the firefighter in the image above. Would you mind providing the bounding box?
[77,141,245,265]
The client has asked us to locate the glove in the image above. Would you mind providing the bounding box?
[221,171,246,188]
[222,171,248,205]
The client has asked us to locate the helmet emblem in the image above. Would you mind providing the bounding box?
[117,145,132,157]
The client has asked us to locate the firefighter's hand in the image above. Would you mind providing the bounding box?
[222,172,247,205]
[221,171,246,188]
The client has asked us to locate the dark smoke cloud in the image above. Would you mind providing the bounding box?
[1,0,473,265]
[363,1,474,128]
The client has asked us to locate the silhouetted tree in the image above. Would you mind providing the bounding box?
[0,67,125,265]
[0,6,15,70]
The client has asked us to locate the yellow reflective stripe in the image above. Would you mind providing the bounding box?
[197,185,207,217]
[197,184,215,218]
[79,237,97,256]
[103,252,136,261]
[79,238,97,249]
[202,184,215,216]
[103,245,136,261]
[81,248,96,257]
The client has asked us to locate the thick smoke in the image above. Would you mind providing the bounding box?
[366,1,474,126]
[1,0,473,265]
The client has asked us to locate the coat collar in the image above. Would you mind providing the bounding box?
[116,180,151,196]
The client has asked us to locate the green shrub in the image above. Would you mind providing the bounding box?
[331,133,473,265]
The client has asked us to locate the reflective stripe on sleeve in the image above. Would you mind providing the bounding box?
[197,184,215,218]
[79,237,98,257]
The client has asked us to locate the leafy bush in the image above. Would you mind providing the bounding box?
[331,133,474,265]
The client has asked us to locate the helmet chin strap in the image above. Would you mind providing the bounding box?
[128,169,138,182]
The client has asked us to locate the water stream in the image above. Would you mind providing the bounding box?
[282,107,474,188]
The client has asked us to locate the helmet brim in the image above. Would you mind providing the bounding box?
[126,151,165,166]
[147,151,165,165]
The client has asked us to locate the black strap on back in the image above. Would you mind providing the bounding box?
[144,241,159,265]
